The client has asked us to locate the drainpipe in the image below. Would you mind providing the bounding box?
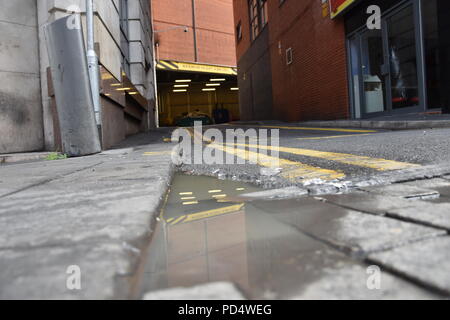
[150,1,160,128]
[192,0,198,62]
[86,0,102,131]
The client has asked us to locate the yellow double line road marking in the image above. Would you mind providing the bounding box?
[188,127,344,181]
[230,143,420,171]
[233,125,377,133]
[208,143,345,182]
[168,204,245,225]
[186,127,419,183]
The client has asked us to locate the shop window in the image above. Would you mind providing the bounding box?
[422,0,450,111]
[249,0,268,41]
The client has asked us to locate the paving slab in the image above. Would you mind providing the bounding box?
[249,198,446,255]
[369,237,450,295]
[0,243,138,300]
[359,184,440,200]
[290,263,439,300]
[0,131,176,299]
[387,202,450,231]
[403,178,450,198]
[143,282,246,300]
[0,159,172,249]
[0,157,103,198]
[320,192,419,215]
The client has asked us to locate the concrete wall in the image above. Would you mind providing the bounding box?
[128,0,155,98]
[37,0,156,150]
[0,0,155,154]
[0,0,44,154]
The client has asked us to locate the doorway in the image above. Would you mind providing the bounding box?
[348,2,424,118]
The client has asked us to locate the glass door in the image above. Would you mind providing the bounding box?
[349,3,422,118]
[360,28,388,115]
[386,5,420,110]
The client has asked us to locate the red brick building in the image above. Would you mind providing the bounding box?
[234,0,450,121]
[151,0,240,126]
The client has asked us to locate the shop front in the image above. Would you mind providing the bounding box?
[342,0,450,118]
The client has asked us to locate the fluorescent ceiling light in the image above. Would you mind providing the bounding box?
[175,79,192,83]
[202,88,216,91]
[206,83,220,87]
[210,78,226,82]
[128,92,139,95]
[115,87,132,91]
[173,89,187,92]
[110,83,122,87]
[230,88,239,91]
[174,84,189,88]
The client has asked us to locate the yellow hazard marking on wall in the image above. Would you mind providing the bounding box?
[181,204,245,224]
[209,143,345,182]
[243,125,377,133]
[231,143,420,171]
[156,60,238,75]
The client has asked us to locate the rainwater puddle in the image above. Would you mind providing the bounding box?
[137,174,438,300]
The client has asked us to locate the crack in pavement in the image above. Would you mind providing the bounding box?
[0,162,104,199]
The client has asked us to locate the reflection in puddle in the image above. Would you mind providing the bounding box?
[139,174,437,300]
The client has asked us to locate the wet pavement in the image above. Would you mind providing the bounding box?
[138,174,450,300]
[2,125,449,299]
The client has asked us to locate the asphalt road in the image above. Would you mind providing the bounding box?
[179,124,450,193]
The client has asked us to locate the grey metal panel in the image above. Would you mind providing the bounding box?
[44,15,101,156]
[237,27,273,121]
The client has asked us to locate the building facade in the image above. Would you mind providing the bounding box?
[151,0,239,126]
[233,0,450,122]
[0,0,155,154]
